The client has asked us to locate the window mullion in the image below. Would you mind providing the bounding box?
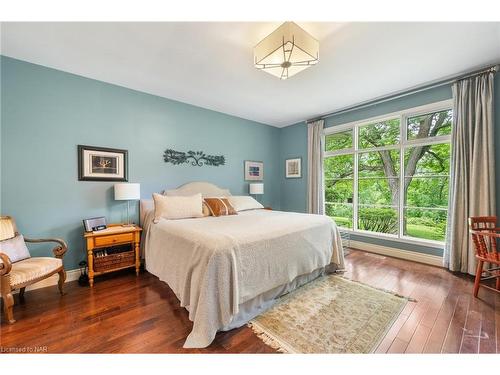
[399,113,406,239]
[324,148,355,157]
[357,144,400,153]
[353,125,359,231]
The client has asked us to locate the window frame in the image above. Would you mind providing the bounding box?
[323,99,453,249]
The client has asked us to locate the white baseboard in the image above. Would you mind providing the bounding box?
[13,268,80,293]
[349,240,444,267]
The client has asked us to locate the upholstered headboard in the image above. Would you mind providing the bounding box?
[139,182,231,226]
[139,199,154,227]
[164,181,231,198]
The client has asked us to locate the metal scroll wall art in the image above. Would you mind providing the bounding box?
[163,149,225,167]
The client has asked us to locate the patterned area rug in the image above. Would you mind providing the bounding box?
[249,275,409,353]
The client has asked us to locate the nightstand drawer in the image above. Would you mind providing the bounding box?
[94,232,134,247]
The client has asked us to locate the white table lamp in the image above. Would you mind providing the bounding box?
[249,183,264,202]
[114,183,140,226]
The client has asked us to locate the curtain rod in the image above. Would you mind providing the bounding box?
[307,63,499,123]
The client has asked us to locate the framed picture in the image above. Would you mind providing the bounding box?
[244,160,264,181]
[286,158,302,178]
[78,145,128,181]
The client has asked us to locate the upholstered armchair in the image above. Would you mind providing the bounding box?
[0,216,67,324]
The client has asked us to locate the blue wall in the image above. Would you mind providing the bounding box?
[279,78,500,257]
[279,122,308,213]
[1,56,281,270]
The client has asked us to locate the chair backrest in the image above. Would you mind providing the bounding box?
[0,216,18,242]
[469,216,498,259]
[468,216,497,231]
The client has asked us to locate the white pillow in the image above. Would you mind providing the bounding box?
[0,234,31,263]
[227,195,264,212]
[152,193,204,222]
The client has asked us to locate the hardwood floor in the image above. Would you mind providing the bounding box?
[1,249,498,353]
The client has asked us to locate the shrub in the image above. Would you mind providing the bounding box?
[359,207,397,234]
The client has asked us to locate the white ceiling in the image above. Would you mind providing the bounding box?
[1,22,500,127]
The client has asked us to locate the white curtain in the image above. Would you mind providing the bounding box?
[307,119,325,214]
[444,71,496,274]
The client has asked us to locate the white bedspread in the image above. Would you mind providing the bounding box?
[144,209,344,348]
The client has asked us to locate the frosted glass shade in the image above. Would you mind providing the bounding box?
[254,22,319,80]
[249,183,264,195]
[114,183,140,200]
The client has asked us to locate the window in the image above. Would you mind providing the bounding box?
[323,101,452,245]
[325,130,353,152]
[324,154,354,228]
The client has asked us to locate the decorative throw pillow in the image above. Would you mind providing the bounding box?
[227,195,264,212]
[202,201,212,217]
[0,234,31,263]
[0,217,16,241]
[152,193,204,222]
[204,198,238,217]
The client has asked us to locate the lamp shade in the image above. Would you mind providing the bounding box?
[114,183,140,201]
[249,183,264,195]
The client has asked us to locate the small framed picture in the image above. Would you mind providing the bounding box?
[286,158,302,178]
[78,145,128,181]
[244,160,264,181]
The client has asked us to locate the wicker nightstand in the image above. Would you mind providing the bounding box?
[84,224,142,287]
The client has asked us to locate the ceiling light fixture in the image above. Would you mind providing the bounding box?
[254,22,319,80]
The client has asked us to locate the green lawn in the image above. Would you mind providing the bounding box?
[406,224,444,241]
[332,216,352,228]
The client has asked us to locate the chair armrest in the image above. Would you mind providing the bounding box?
[0,252,13,276]
[24,237,68,259]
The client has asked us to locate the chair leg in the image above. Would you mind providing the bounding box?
[496,274,500,291]
[57,269,66,295]
[473,260,484,298]
[2,293,16,324]
[19,287,26,303]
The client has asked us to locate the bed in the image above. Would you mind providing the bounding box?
[141,182,345,348]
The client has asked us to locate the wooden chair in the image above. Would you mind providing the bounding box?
[0,216,68,323]
[468,216,500,297]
